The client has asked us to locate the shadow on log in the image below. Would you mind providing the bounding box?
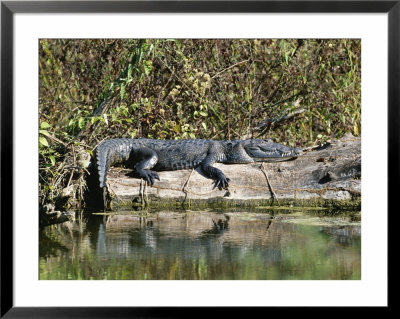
[101,134,360,210]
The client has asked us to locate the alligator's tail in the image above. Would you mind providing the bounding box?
[96,138,134,188]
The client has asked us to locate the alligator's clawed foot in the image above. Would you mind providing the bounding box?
[138,170,160,186]
[212,176,230,190]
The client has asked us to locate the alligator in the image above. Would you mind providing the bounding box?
[95,138,302,191]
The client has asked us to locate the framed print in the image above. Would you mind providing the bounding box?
[1,0,395,317]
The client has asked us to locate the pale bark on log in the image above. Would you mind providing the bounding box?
[106,134,361,210]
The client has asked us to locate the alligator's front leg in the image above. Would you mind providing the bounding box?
[200,154,230,190]
[132,147,160,185]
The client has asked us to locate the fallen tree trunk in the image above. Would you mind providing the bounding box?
[105,134,361,210]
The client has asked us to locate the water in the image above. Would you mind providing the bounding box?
[39,209,361,280]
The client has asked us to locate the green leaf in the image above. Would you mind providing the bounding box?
[39,136,49,147]
[49,155,56,166]
[120,83,126,100]
[78,117,85,129]
[86,150,93,157]
[39,130,50,137]
[127,63,133,80]
[40,122,51,129]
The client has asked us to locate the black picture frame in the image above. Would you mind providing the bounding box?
[1,0,395,317]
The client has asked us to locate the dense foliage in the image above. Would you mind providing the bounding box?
[39,39,361,207]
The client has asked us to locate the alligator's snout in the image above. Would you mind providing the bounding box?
[261,144,302,157]
[244,140,302,162]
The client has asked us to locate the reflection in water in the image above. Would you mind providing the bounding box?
[39,210,361,280]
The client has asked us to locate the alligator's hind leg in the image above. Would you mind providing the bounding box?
[132,147,160,185]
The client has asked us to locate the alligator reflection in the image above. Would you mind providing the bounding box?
[39,210,361,280]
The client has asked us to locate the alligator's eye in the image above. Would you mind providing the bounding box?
[248,147,260,151]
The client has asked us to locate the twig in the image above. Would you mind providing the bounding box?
[211,59,250,79]
[66,145,76,189]
[45,133,67,147]
[144,180,148,207]
[157,69,175,104]
[259,163,280,206]
[254,107,306,136]
[139,179,148,207]
[158,58,199,98]
[139,179,144,206]
[181,168,194,206]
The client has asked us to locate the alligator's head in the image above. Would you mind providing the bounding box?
[242,139,302,162]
